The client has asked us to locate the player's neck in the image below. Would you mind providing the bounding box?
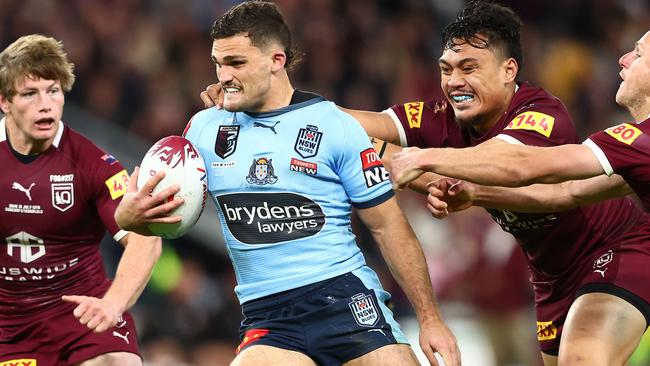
[628,103,650,122]
[258,73,294,112]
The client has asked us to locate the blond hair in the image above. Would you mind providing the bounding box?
[0,34,75,98]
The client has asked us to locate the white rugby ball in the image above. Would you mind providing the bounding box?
[137,136,207,239]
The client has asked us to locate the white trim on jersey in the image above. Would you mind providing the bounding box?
[0,117,5,141]
[583,138,614,176]
[494,133,525,145]
[0,117,65,147]
[52,120,64,147]
[114,229,129,242]
[382,108,408,147]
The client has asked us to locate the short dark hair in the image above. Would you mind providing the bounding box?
[211,0,303,71]
[442,1,523,73]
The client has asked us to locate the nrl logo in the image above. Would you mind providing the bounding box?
[348,293,379,327]
[215,125,240,159]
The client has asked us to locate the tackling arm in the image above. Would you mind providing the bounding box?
[392,142,606,188]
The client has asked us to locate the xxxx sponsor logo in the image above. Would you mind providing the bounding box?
[537,321,557,341]
[0,359,37,366]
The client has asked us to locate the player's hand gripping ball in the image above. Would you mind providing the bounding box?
[137,136,207,238]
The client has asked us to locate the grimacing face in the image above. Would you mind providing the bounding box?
[616,30,650,119]
[211,34,275,113]
[0,76,64,153]
[439,40,515,131]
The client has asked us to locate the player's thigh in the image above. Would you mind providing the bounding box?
[343,344,418,366]
[231,345,317,366]
[559,292,646,366]
[75,351,142,366]
[541,352,558,366]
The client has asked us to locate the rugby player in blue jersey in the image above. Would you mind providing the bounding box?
[115,1,459,365]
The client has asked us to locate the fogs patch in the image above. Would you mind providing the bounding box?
[349,293,379,327]
[360,148,389,188]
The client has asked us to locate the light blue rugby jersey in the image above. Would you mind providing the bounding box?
[184,91,393,304]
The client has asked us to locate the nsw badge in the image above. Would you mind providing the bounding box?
[294,124,322,159]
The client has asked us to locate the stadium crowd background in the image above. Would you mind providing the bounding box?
[1,0,649,365]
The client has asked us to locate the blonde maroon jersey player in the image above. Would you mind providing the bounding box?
[0,118,130,326]
[386,82,647,353]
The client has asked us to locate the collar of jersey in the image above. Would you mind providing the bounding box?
[243,89,326,118]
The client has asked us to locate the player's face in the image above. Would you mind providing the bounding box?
[439,40,514,130]
[616,30,650,118]
[212,34,274,112]
[0,76,64,152]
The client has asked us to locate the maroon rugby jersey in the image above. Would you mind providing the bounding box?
[385,83,646,289]
[586,118,650,210]
[0,119,129,325]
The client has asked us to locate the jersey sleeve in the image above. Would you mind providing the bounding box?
[584,122,649,176]
[333,109,394,208]
[383,100,450,148]
[496,101,577,147]
[85,149,130,241]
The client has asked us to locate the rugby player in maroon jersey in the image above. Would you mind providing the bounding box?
[391,30,650,366]
[0,35,163,366]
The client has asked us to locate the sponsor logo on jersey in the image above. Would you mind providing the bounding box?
[211,161,236,168]
[236,329,270,354]
[404,102,423,128]
[253,121,280,134]
[101,153,118,165]
[215,125,240,158]
[0,360,37,366]
[6,231,45,264]
[505,111,555,138]
[486,208,557,233]
[537,321,557,341]
[246,158,278,185]
[51,183,74,212]
[105,169,129,200]
[349,293,379,327]
[360,148,389,188]
[294,125,322,158]
[12,181,35,201]
[605,123,642,145]
[217,192,325,244]
[290,158,317,175]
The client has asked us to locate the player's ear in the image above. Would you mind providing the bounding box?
[270,49,287,73]
[0,95,10,114]
[504,57,518,83]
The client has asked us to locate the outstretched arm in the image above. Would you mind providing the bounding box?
[63,232,162,332]
[391,143,606,189]
[357,197,460,366]
[427,175,631,218]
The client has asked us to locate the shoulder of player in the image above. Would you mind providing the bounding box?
[61,125,125,173]
[512,84,571,118]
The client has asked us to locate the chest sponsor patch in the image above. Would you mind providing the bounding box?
[604,123,642,145]
[360,148,389,188]
[105,169,129,200]
[217,192,325,244]
[290,158,317,175]
[404,102,423,129]
[215,125,240,158]
[505,111,555,138]
[537,321,558,341]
